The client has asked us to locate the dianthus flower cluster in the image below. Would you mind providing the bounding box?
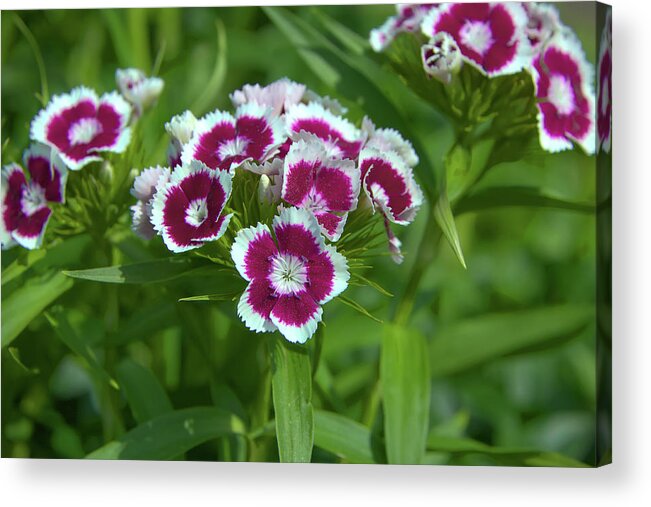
[370,2,600,154]
[2,68,162,250]
[131,78,423,342]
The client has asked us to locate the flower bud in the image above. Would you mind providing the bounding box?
[421,33,462,85]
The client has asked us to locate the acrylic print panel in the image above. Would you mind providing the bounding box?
[1,2,611,467]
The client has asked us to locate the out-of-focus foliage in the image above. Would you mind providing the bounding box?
[2,4,599,465]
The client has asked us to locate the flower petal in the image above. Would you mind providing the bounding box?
[131,166,171,202]
[360,147,424,225]
[281,139,320,207]
[165,110,198,145]
[272,206,325,261]
[313,210,347,242]
[306,244,349,304]
[237,278,278,333]
[285,102,362,160]
[270,291,322,344]
[231,222,276,282]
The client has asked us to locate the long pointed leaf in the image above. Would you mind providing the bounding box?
[381,324,430,464]
[270,336,314,463]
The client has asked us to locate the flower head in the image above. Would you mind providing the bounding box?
[530,32,596,154]
[130,166,171,240]
[230,78,307,117]
[597,9,612,153]
[285,102,363,160]
[182,103,285,172]
[116,68,164,115]
[370,4,436,52]
[150,160,233,253]
[30,86,132,170]
[231,207,349,343]
[421,32,463,84]
[281,137,360,241]
[421,2,530,76]
[359,147,424,263]
[522,2,561,54]
[1,144,67,250]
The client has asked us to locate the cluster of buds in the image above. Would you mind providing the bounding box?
[1,69,163,250]
[130,78,424,343]
[370,2,601,155]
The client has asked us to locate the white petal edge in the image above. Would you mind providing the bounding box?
[237,284,278,333]
[270,296,323,344]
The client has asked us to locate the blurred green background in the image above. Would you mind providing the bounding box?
[1,4,599,464]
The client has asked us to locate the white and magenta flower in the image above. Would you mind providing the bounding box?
[359,147,424,263]
[420,32,463,84]
[230,78,307,117]
[361,117,419,168]
[165,110,198,168]
[130,166,171,240]
[597,9,612,153]
[150,160,233,253]
[30,87,132,170]
[116,68,164,115]
[285,102,363,160]
[522,2,561,55]
[231,207,349,343]
[421,2,529,76]
[370,4,436,52]
[530,33,596,154]
[231,78,348,117]
[281,138,360,241]
[181,103,285,173]
[1,144,68,250]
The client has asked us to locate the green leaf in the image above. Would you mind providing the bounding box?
[270,336,314,463]
[63,257,206,284]
[381,324,430,464]
[179,292,241,302]
[336,295,383,323]
[426,435,589,468]
[433,190,467,269]
[116,359,173,424]
[191,18,228,115]
[44,308,118,389]
[86,407,246,460]
[108,300,177,346]
[429,305,594,377]
[314,410,380,464]
[2,271,73,348]
[454,186,595,215]
[1,249,46,286]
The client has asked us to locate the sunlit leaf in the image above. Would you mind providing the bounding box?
[381,324,430,464]
[313,410,381,464]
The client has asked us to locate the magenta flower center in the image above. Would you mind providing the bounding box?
[269,253,308,296]
[459,20,493,56]
[548,75,575,116]
[21,182,48,216]
[185,198,209,227]
[68,117,103,145]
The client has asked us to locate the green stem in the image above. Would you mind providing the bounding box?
[392,210,442,327]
